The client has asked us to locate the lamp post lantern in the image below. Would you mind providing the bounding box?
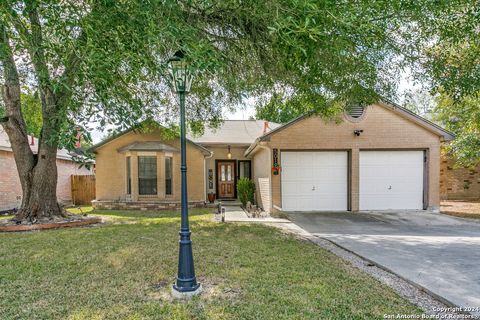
[168,50,201,296]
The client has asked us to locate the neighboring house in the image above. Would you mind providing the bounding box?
[440,155,480,200]
[0,129,93,212]
[91,101,454,213]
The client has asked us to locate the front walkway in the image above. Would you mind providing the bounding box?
[216,205,290,223]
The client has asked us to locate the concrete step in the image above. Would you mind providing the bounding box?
[216,200,242,207]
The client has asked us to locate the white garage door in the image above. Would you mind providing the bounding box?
[359,151,424,210]
[281,151,348,211]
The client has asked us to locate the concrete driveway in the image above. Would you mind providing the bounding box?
[287,211,480,312]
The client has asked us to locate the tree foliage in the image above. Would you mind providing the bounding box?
[417,2,479,167]
[3,1,472,139]
[20,91,42,137]
[419,2,479,99]
[402,89,436,119]
[434,92,480,167]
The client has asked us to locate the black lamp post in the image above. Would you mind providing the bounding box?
[168,50,201,295]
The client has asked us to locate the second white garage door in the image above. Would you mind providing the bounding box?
[281,151,348,211]
[359,151,424,210]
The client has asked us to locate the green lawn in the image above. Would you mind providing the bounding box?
[0,208,421,319]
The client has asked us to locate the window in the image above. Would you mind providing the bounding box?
[138,156,157,195]
[221,164,226,181]
[238,160,251,179]
[126,156,131,194]
[165,156,173,195]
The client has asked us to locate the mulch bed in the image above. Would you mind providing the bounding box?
[0,217,102,232]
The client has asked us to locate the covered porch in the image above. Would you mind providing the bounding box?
[204,144,252,202]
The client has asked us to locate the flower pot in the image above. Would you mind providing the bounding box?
[207,193,216,203]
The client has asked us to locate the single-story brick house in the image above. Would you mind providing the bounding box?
[91,101,455,213]
[0,129,93,212]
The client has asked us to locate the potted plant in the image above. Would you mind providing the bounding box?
[272,166,281,175]
[207,192,216,203]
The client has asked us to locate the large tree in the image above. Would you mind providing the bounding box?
[0,1,471,221]
[434,92,480,167]
[405,3,480,166]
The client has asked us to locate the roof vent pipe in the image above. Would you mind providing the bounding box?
[262,121,270,134]
[75,127,82,149]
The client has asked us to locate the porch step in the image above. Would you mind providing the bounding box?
[216,200,242,207]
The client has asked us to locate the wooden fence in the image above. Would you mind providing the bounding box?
[71,175,96,205]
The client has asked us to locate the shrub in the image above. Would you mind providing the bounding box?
[237,178,256,207]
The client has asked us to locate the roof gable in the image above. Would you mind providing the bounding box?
[89,121,211,156]
[257,101,454,142]
[245,101,455,157]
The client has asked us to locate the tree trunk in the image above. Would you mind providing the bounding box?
[1,102,65,222]
[14,147,65,222]
[1,23,65,222]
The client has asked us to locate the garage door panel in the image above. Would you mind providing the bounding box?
[282,181,311,195]
[359,151,424,210]
[282,151,348,211]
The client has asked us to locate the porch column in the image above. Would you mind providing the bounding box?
[131,152,139,201]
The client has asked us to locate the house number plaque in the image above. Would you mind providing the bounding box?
[272,148,280,175]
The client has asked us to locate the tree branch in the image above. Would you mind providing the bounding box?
[25,0,52,92]
[0,22,35,165]
[56,30,87,107]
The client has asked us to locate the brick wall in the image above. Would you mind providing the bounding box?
[94,128,206,203]
[440,156,480,200]
[0,150,92,211]
[92,200,205,210]
[0,150,23,211]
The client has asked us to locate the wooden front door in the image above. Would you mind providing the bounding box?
[217,161,235,199]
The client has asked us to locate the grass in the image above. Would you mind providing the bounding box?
[0,208,421,319]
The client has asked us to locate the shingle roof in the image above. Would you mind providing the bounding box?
[0,128,76,161]
[189,120,281,145]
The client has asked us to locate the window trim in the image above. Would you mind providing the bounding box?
[165,156,173,196]
[237,160,252,180]
[126,156,132,195]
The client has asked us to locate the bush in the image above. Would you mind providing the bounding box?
[237,178,256,207]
